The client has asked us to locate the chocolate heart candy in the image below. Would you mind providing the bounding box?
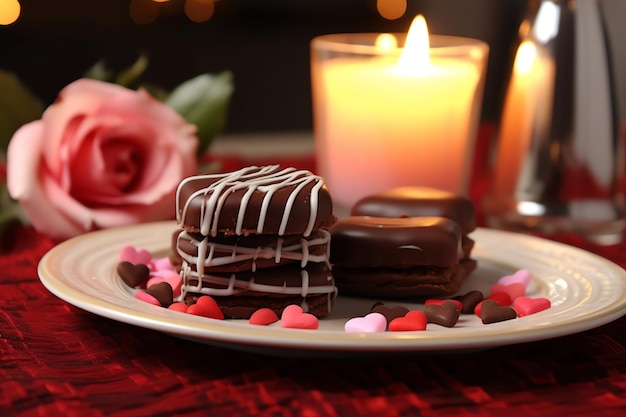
[144,282,174,307]
[453,290,484,314]
[480,300,517,324]
[116,261,150,288]
[424,301,460,327]
[370,303,410,327]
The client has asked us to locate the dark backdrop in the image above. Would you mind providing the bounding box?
[0,0,528,133]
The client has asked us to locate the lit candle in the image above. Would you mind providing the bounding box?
[491,41,555,199]
[311,16,488,210]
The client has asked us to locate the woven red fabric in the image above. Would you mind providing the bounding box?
[2,128,626,416]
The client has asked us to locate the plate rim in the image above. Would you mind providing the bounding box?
[37,221,626,354]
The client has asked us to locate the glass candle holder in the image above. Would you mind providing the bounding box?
[484,0,624,244]
[311,22,489,212]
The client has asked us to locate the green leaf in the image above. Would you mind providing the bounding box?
[165,71,234,154]
[139,82,169,102]
[115,54,149,88]
[83,60,114,82]
[0,71,44,152]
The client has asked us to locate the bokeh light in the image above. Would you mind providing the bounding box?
[185,0,215,23]
[0,0,21,25]
[376,0,407,20]
[129,0,160,25]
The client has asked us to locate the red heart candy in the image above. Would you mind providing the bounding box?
[513,296,551,317]
[424,298,463,310]
[187,296,224,320]
[249,308,279,326]
[490,282,526,301]
[280,305,319,330]
[388,310,427,332]
[168,302,188,313]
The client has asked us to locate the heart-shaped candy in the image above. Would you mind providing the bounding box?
[168,302,188,313]
[151,257,175,272]
[425,298,463,310]
[135,291,161,306]
[143,282,174,307]
[117,261,150,288]
[147,270,182,298]
[498,269,531,287]
[249,308,279,326]
[187,296,224,320]
[388,310,427,332]
[344,312,387,333]
[453,290,484,314]
[119,246,152,266]
[513,296,551,317]
[490,282,526,302]
[424,302,460,328]
[280,305,319,330]
[370,303,409,327]
[480,300,517,324]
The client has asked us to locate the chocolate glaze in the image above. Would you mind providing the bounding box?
[330,216,462,268]
[351,187,476,235]
[176,165,334,236]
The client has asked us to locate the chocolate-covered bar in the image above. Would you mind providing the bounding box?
[174,165,337,319]
[330,216,463,268]
[351,186,476,234]
[330,216,475,298]
[177,165,335,236]
[351,186,476,260]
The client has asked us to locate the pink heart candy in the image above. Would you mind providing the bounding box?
[344,312,387,333]
[249,308,279,326]
[147,270,182,298]
[498,269,531,288]
[280,305,319,330]
[513,296,551,317]
[151,257,175,272]
[490,282,526,301]
[119,246,152,266]
[134,291,161,306]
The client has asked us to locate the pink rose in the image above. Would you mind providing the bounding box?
[7,78,199,240]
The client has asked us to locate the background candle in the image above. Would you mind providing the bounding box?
[311,16,489,210]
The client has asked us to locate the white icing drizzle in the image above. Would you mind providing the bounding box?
[178,262,336,298]
[176,165,326,237]
[176,229,331,269]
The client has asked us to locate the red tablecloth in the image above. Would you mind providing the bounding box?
[2,128,626,416]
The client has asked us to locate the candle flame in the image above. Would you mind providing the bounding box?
[395,15,432,75]
[514,41,537,75]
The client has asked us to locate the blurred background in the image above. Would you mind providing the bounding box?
[1,0,625,134]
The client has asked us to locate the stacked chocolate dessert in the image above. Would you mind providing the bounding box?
[330,186,477,298]
[174,165,337,319]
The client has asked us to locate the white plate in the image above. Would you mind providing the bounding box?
[38,221,626,356]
